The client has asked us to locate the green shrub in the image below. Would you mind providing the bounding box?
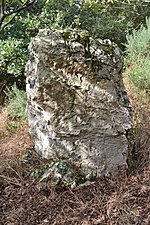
[0,38,28,78]
[125,17,150,62]
[5,84,27,122]
[127,57,150,91]
[124,17,150,91]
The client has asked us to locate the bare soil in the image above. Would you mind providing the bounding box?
[0,82,149,225]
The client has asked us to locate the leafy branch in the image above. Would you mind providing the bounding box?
[0,0,36,32]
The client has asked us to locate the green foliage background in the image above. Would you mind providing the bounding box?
[0,0,150,103]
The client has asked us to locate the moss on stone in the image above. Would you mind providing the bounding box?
[60,28,90,46]
[59,28,116,55]
[95,40,114,54]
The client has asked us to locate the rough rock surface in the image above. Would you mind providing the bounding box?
[26,29,132,179]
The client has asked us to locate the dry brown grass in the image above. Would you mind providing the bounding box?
[124,77,150,173]
[0,80,149,225]
[0,106,9,139]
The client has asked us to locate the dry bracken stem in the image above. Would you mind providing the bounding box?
[6,161,23,181]
[0,174,22,186]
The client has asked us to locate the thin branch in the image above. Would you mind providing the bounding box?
[0,11,19,31]
[0,174,22,186]
[1,0,5,15]
[0,0,5,27]
[0,0,36,32]
[5,0,32,16]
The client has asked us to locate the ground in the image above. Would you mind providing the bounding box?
[0,80,149,225]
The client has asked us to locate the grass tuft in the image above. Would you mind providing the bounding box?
[5,83,27,123]
[124,17,150,92]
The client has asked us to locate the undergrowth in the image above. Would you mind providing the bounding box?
[5,83,27,123]
[124,17,150,91]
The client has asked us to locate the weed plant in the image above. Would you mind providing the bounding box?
[125,17,150,61]
[124,17,150,91]
[127,57,150,91]
[5,83,27,123]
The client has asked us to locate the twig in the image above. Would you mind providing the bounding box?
[0,174,22,186]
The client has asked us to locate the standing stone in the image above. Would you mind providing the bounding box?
[26,29,132,179]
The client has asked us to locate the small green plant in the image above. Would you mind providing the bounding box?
[124,17,150,92]
[127,57,150,91]
[125,17,150,62]
[5,83,27,122]
[30,158,85,188]
[30,166,49,179]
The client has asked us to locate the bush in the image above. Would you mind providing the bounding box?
[0,38,28,79]
[125,17,150,62]
[5,84,27,122]
[127,57,150,91]
[124,17,150,91]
